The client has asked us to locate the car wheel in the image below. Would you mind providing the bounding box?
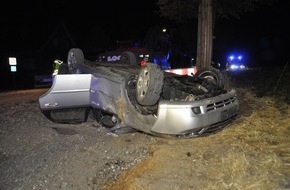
[195,67,225,91]
[120,51,137,64]
[67,48,84,73]
[136,63,164,106]
[93,109,118,128]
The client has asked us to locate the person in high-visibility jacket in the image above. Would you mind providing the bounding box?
[52,59,63,76]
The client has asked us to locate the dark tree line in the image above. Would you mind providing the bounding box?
[157,0,276,69]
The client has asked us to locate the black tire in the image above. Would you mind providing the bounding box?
[93,109,118,128]
[136,63,164,106]
[120,51,137,64]
[195,67,225,91]
[67,48,84,73]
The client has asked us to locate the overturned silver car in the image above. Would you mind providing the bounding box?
[39,48,239,137]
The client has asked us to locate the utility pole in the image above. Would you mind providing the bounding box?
[196,0,213,70]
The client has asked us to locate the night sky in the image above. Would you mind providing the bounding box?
[0,0,290,90]
[0,0,161,51]
[214,0,290,66]
[1,0,289,61]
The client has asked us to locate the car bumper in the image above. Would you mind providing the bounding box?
[150,89,239,135]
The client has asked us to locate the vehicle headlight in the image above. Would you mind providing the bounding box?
[230,65,239,70]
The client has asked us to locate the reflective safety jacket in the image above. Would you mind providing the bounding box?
[52,60,63,76]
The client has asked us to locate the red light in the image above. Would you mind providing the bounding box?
[140,60,147,66]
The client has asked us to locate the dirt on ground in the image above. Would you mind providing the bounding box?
[0,68,290,190]
[0,89,157,190]
[106,88,290,190]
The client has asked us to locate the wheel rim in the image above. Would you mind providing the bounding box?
[137,68,150,101]
[67,51,76,72]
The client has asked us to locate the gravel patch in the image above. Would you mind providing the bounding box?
[0,92,157,190]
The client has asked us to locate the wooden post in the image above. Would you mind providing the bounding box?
[196,0,213,70]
